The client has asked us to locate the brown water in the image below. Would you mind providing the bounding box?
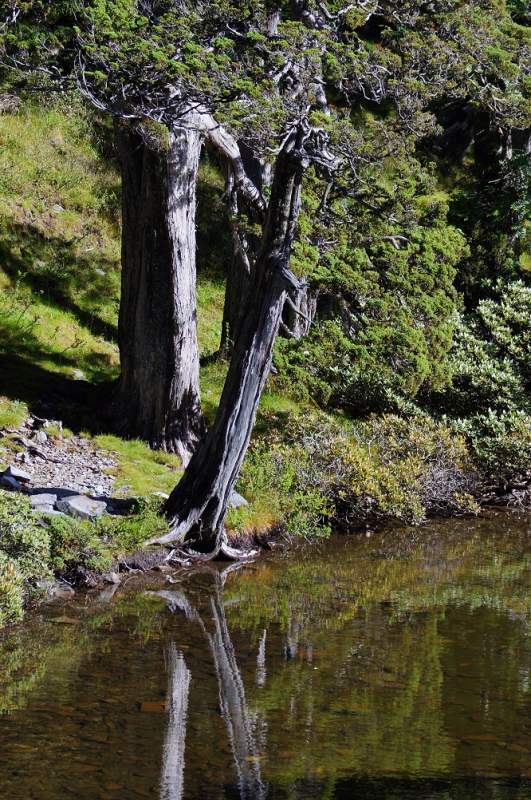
[3,514,531,799]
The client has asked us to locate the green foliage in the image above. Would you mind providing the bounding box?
[275,149,467,412]
[0,490,167,627]
[239,413,477,537]
[429,281,531,477]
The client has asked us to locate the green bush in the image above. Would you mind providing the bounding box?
[0,493,53,625]
[0,491,168,627]
[239,413,478,537]
[428,281,531,477]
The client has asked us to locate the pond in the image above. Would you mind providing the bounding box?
[3,513,531,799]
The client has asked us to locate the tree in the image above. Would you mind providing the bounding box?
[6,0,531,556]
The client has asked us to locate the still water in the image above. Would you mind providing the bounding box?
[3,514,531,799]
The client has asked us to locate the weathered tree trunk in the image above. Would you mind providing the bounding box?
[148,127,308,553]
[219,142,267,354]
[280,282,317,339]
[111,119,204,465]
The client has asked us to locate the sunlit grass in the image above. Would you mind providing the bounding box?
[94,435,183,497]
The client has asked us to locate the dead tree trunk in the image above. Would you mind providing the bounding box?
[111,119,204,465]
[218,142,267,354]
[148,125,311,555]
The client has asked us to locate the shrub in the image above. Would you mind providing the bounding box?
[428,281,531,477]
[0,491,168,627]
[238,413,478,537]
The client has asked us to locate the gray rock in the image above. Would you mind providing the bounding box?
[228,490,249,510]
[152,491,170,500]
[104,571,121,585]
[30,493,58,507]
[52,203,65,213]
[97,583,119,603]
[71,369,87,381]
[56,495,107,519]
[5,465,32,482]
[33,430,48,444]
[31,504,56,513]
[1,475,25,491]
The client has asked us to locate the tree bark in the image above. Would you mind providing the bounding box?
[148,126,308,553]
[219,141,267,354]
[111,119,204,465]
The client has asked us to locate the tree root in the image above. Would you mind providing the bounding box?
[167,536,259,565]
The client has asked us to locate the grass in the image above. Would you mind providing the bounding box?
[0,94,121,407]
[93,435,183,497]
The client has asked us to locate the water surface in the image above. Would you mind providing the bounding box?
[3,514,531,798]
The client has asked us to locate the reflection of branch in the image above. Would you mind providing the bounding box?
[149,565,266,800]
[256,630,267,687]
[207,590,266,800]
[160,642,191,800]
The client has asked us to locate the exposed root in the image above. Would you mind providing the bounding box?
[219,541,260,562]
[167,532,260,565]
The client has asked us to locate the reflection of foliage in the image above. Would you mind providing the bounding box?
[222,520,531,786]
[225,520,531,636]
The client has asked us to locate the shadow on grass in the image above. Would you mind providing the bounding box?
[0,221,119,343]
[0,318,116,432]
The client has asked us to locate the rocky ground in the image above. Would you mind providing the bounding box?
[0,414,143,519]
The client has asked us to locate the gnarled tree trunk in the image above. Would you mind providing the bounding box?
[218,142,267,354]
[111,119,204,465]
[149,126,309,553]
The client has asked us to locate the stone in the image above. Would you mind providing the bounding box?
[152,491,170,500]
[5,465,31,482]
[32,504,55,513]
[71,369,87,381]
[228,490,249,510]
[104,572,121,585]
[33,430,48,444]
[30,493,58,507]
[56,495,107,519]
[52,203,65,213]
[1,475,25,491]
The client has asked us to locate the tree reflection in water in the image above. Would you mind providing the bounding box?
[160,642,191,800]
[152,564,266,800]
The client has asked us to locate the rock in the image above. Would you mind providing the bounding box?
[104,571,121,585]
[71,369,87,381]
[1,475,25,491]
[5,465,31,482]
[97,583,120,603]
[56,495,107,519]
[228,490,249,510]
[139,701,166,713]
[152,491,170,500]
[52,203,65,213]
[30,493,58,507]
[31,504,55,513]
[33,430,48,444]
